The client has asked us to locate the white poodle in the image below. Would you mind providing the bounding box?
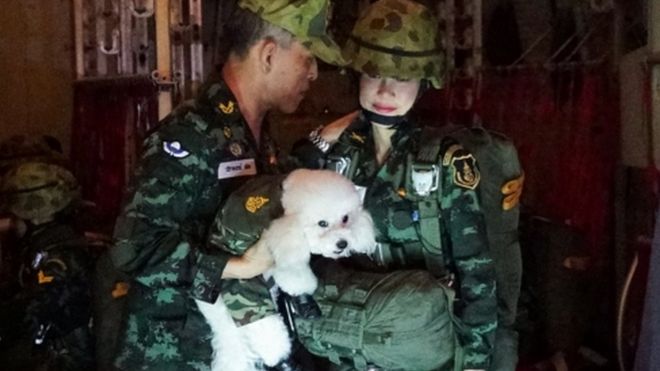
[196,169,376,371]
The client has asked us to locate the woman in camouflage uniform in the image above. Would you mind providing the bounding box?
[293,1,497,370]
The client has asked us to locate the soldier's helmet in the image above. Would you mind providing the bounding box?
[0,135,67,175]
[343,0,444,88]
[0,162,81,222]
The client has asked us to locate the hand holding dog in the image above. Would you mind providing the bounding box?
[222,239,274,279]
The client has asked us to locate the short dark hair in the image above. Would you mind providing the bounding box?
[224,6,294,59]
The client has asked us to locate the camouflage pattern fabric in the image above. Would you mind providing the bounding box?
[219,278,278,326]
[238,0,346,66]
[0,135,67,175]
[207,174,290,326]
[343,0,444,88]
[450,126,524,371]
[296,261,460,371]
[207,174,285,257]
[110,79,281,370]
[0,162,80,222]
[13,222,94,370]
[93,249,131,371]
[311,114,497,370]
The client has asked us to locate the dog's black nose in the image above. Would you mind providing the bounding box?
[336,239,348,250]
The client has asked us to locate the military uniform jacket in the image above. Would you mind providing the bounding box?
[20,222,93,336]
[450,126,523,330]
[111,80,280,367]
[323,115,497,370]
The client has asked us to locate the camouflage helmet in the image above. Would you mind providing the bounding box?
[0,135,67,175]
[343,0,444,88]
[0,162,80,222]
[238,0,346,66]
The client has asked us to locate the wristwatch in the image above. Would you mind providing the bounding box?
[308,126,331,153]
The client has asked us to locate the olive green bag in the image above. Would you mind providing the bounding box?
[295,262,463,371]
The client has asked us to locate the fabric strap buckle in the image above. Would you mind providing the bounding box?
[411,163,439,196]
[327,155,352,177]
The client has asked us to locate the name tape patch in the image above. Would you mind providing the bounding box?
[217,158,257,179]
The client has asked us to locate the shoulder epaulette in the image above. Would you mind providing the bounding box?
[416,126,456,164]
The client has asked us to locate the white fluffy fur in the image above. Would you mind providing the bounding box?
[196,169,376,371]
[196,297,292,371]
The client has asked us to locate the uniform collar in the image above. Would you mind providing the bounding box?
[22,222,79,251]
[341,112,416,148]
[197,77,260,146]
[197,78,281,170]
[196,79,243,124]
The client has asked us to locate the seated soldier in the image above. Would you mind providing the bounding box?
[0,161,94,371]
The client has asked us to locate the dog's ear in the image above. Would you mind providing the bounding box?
[282,169,312,192]
[281,169,315,212]
[264,214,311,260]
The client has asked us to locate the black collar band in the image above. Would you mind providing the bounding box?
[362,109,407,127]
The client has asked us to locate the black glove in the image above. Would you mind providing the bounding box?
[289,293,322,320]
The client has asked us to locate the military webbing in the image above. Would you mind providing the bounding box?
[300,272,375,368]
[401,128,448,278]
[296,267,463,370]
[326,127,451,277]
[326,150,360,180]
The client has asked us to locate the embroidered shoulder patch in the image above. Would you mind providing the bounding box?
[442,144,463,166]
[245,196,269,213]
[163,141,190,158]
[450,152,480,189]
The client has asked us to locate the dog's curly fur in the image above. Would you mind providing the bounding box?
[196,169,376,371]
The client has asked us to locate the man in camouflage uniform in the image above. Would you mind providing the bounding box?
[109,0,345,370]
[0,161,94,370]
[293,0,497,369]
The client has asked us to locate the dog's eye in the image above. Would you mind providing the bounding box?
[342,215,349,224]
[318,220,329,228]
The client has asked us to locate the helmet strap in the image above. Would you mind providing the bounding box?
[361,108,407,128]
[22,219,38,237]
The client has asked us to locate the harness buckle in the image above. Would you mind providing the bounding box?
[411,164,439,196]
[374,242,387,267]
[438,273,456,289]
[32,251,47,269]
[326,155,352,177]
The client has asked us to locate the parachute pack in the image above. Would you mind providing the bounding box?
[296,261,462,371]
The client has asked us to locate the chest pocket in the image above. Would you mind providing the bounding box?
[365,153,447,275]
[381,195,420,244]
